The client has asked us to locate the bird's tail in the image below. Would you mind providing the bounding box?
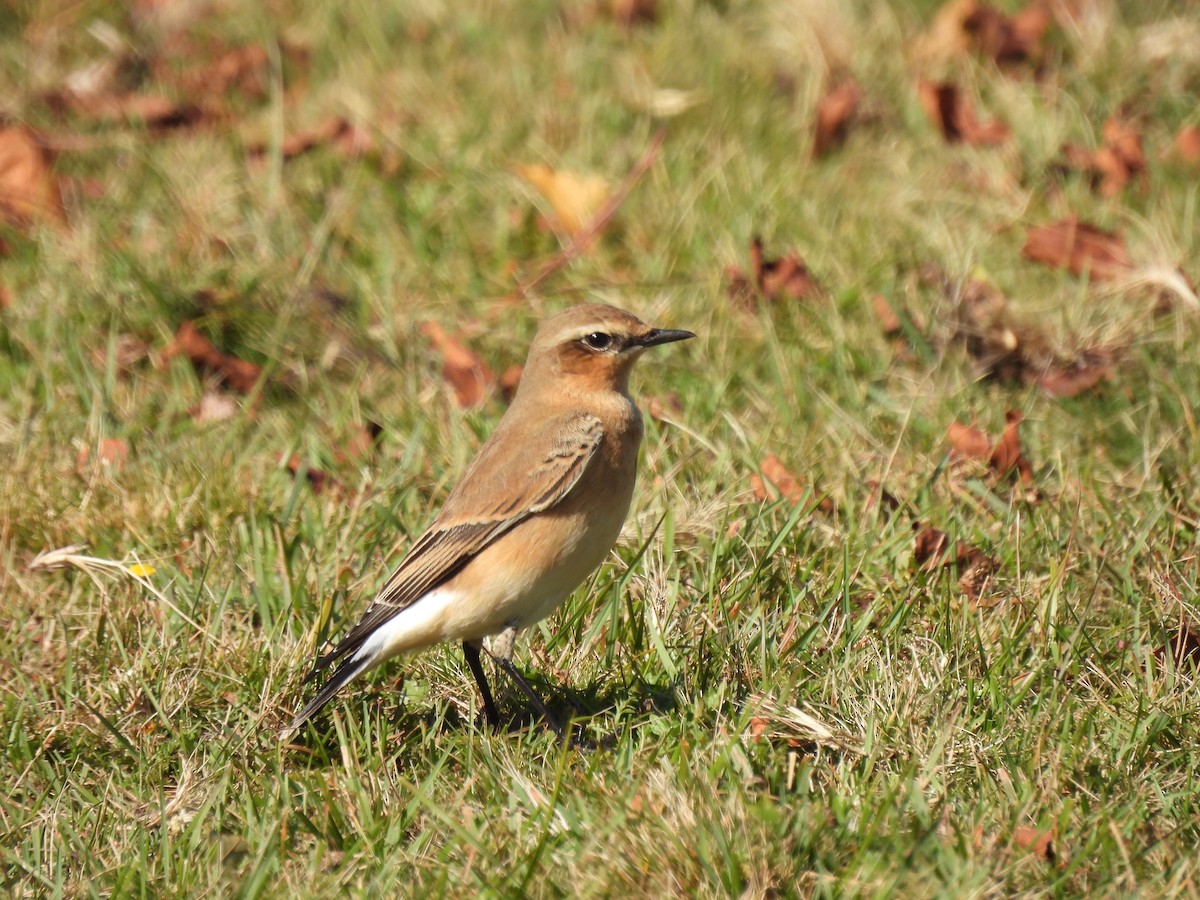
[278,652,377,741]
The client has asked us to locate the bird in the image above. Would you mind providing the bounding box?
[281,303,694,740]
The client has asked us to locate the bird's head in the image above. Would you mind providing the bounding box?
[517,303,694,399]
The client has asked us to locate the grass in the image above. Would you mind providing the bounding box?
[3,0,1200,894]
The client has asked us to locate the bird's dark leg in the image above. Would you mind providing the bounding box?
[463,640,500,729]
[489,625,566,742]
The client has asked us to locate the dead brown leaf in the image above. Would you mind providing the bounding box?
[281,453,337,495]
[0,124,66,227]
[246,117,371,162]
[1012,826,1057,863]
[989,409,1034,485]
[751,454,834,513]
[913,524,990,572]
[812,80,862,159]
[163,321,262,395]
[420,321,494,408]
[1058,117,1146,196]
[918,79,1010,146]
[1173,125,1200,166]
[947,421,991,461]
[727,237,823,308]
[77,437,129,473]
[1022,215,1133,281]
[1033,351,1116,397]
[871,294,902,335]
[917,0,1051,67]
[926,265,1123,395]
[42,38,306,133]
[44,89,207,131]
[964,1,1051,66]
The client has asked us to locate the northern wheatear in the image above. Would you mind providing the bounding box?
[282,303,693,739]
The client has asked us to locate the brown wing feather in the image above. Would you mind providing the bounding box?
[308,412,604,674]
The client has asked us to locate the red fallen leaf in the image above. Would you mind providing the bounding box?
[1012,826,1056,863]
[727,237,823,308]
[246,117,371,162]
[420,321,494,408]
[751,454,834,513]
[1022,216,1133,281]
[990,409,1034,485]
[917,79,1010,146]
[1174,125,1200,166]
[0,124,66,227]
[748,716,770,740]
[77,437,130,472]
[812,80,862,159]
[947,421,991,461]
[281,453,337,495]
[498,364,523,404]
[913,524,990,573]
[871,294,902,335]
[43,89,207,131]
[163,321,263,394]
[1058,117,1146,197]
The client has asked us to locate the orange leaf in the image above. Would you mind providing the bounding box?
[247,117,371,162]
[1022,216,1133,281]
[947,421,991,461]
[420,321,494,408]
[752,454,833,513]
[871,294,902,335]
[77,437,130,472]
[812,80,862,159]
[989,409,1034,485]
[0,125,66,227]
[1174,125,1200,166]
[1012,826,1056,863]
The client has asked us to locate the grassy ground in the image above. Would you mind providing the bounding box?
[3,0,1200,895]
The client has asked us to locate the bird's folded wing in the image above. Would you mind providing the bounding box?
[310,411,604,673]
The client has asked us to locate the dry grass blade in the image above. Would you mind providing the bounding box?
[746,693,864,755]
[28,544,208,638]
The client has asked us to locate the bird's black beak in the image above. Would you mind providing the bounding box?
[636,328,696,348]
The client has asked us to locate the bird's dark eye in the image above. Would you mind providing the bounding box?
[581,332,613,351]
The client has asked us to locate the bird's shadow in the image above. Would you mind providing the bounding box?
[280,671,680,762]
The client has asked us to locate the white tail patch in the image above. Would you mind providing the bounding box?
[352,587,462,667]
